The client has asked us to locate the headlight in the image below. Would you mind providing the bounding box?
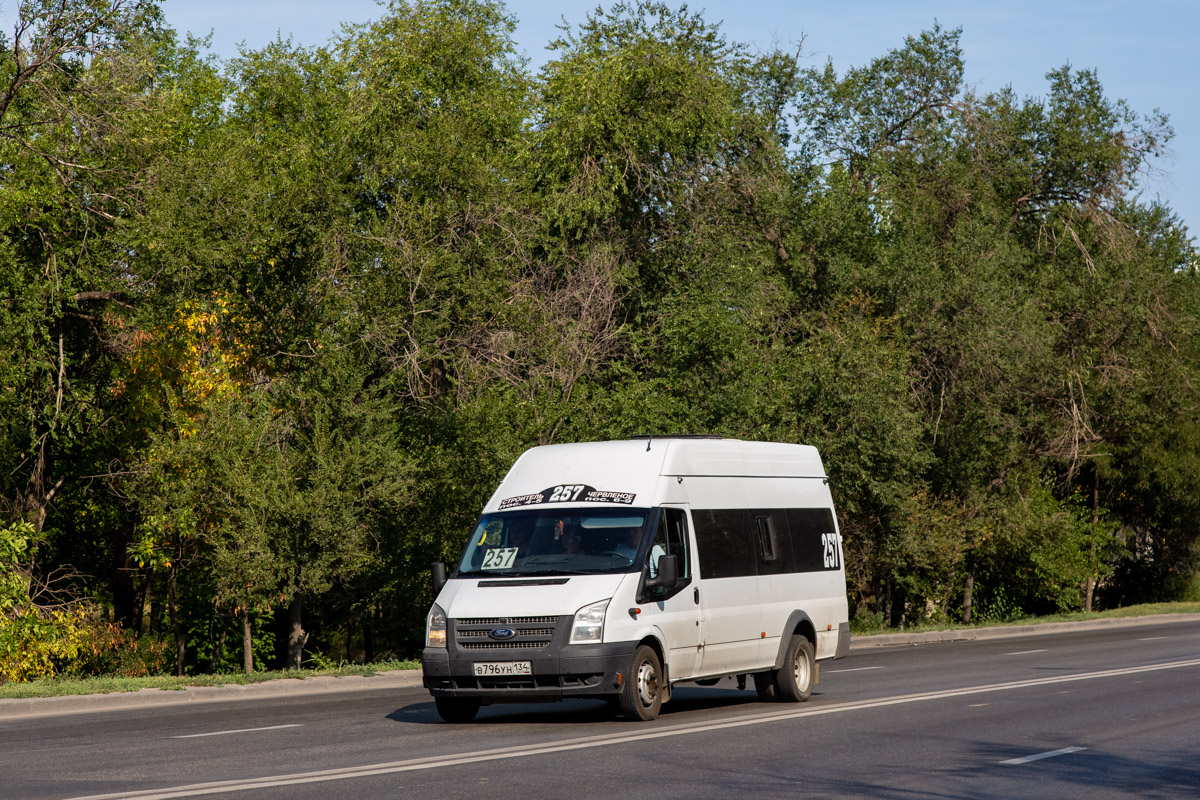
[570,599,609,644]
[426,603,447,648]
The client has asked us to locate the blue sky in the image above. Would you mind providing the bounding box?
[16,1,1200,238]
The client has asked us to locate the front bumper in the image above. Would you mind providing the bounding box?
[422,614,639,701]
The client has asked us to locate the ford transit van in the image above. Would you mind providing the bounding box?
[422,436,850,722]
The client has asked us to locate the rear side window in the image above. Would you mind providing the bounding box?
[693,507,839,579]
[785,508,838,573]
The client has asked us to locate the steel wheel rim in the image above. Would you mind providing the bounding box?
[636,659,659,706]
[793,648,810,690]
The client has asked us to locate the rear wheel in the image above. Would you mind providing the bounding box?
[434,696,481,723]
[619,645,664,721]
[752,671,778,702]
[775,635,815,702]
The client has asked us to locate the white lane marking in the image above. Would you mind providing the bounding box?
[1140,636,1168,641]
[825,666,884,673]
[170,724,302,739]
[1005,649,1048,656]
[62,656,1200,800]
[1001,746,1087,765]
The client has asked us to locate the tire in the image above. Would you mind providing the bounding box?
[753,671,779,702]
[775,635,815,702]
[435,696,481,723]
[619,645,664,721]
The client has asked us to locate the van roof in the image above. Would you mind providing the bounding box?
[513,438,826,478]
[485,439,826,513]
[654,438,825,478]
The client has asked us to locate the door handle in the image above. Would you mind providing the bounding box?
[694,587,700,605]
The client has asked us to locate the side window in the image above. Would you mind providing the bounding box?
[650,507,691,581]
[692,509,756,579]
[755,516,777,561]
[785,508,838,572]
[754,513,789,576]
[642,508,691,602]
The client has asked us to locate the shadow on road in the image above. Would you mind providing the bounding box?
[388,685,805,726]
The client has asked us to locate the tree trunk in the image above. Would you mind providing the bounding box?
[167,566,185,676]
[1086,469,1099,613]
[148,587,158,635]
[287,595,307,670]
[26,338,66,541]
[883,579,893,628]
[962,571,975,625]
[363,614,374,664]
[213,620,227,673]
[135,574,149,636]
[110,545,138,631]
[242,607,253,674]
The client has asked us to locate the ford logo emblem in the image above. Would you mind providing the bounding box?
[489,627,516,640]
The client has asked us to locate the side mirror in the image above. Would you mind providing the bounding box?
[430,561,447,597]
[645,554,679,592]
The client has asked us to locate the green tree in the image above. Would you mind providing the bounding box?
[0,0,163,533]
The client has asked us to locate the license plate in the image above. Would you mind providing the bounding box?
[473,661,532,677]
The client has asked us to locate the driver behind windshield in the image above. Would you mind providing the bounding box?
[507,518,535,552]
[612,525,643,561]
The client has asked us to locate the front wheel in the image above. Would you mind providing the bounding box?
[775,635,815,702]
[619,645,664,721]
[435,696,481,723]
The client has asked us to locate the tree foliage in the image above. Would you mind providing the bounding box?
[2,0,1198,676]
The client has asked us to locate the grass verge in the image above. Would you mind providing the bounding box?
[0,659,419,700]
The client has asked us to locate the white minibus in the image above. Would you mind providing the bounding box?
[422,436,850,722]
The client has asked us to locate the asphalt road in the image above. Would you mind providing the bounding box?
[5,620,1200,800]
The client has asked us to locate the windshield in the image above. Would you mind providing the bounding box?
[456,507,657,577]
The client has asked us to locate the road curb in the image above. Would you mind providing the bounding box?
[848,612,1200,650]
[0,669,425,721]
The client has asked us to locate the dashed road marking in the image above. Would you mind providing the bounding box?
[1001,746,1086,765]
[170,724,302,739]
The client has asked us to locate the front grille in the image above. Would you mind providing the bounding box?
[450,615,564,652]
[457,628,555,639]
[460,641,546,650]
[457,616,557,626]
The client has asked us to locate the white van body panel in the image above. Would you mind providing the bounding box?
[735,475,845,661]
[423,437,850,710]
[660,440,825,478]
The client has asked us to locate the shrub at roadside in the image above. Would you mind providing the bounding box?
[1,521,170,682]
[0,606,92,683]
[69,620,172,678]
